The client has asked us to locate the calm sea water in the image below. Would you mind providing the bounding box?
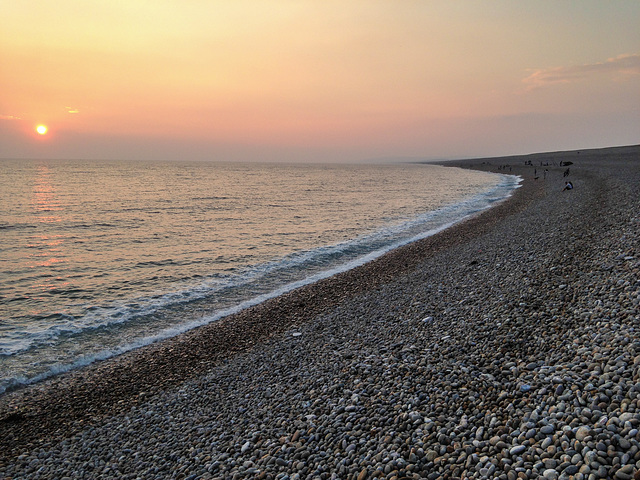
[0,159,519,393]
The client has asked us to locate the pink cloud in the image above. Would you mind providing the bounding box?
[522,53,640,90]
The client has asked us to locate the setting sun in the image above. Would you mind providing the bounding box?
[36,125,48,135]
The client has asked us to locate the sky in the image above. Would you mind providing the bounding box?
[1,1,639,162]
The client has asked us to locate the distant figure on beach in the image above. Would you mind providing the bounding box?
[563,181,573,191]
[563,168,570,177]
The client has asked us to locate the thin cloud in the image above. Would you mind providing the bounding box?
[66,107,80,114]
[522,53,640,91]
[0,114,21,120]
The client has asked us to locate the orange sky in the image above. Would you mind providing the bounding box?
[1,1,639,161]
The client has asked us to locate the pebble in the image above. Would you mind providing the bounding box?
[540,425,555,435]
[576,426,591,441]
[510,445,527,456]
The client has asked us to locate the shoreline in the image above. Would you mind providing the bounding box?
[1,145,638,479]
[0,162,519,398]
[0,159,536,443]
[0,161,514,397]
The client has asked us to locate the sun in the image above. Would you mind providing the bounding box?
[36,124,48,135]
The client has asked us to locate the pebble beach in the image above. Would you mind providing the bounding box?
[1,145,638,479]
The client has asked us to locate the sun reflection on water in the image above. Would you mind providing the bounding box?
[27,165,69,295]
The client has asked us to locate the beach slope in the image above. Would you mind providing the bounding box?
[1,145,639,479]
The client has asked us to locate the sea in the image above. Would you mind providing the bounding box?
[0,159,520,393]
